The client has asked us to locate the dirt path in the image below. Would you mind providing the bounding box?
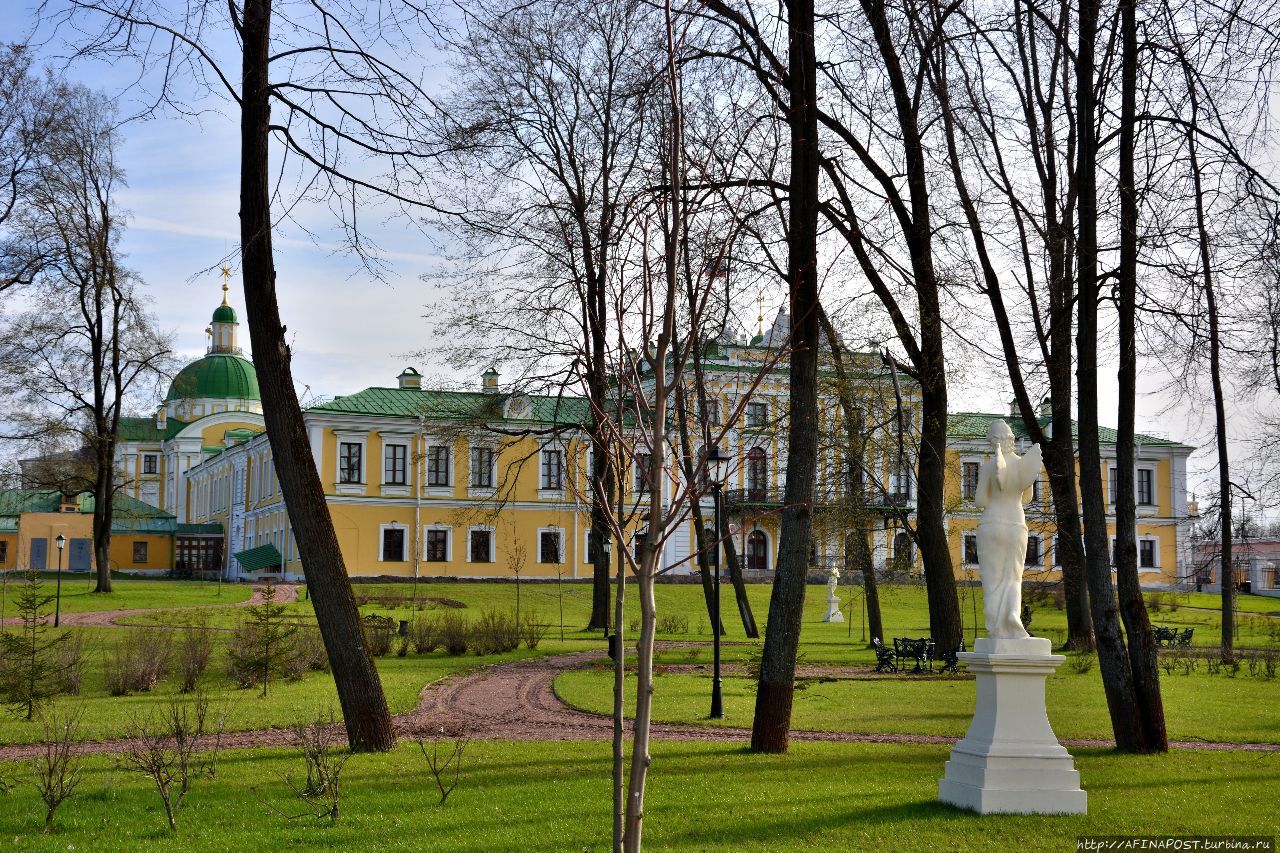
[1,645,1276,761]
[0,582,300,629]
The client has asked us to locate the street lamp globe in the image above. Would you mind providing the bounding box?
[55,534,66,550]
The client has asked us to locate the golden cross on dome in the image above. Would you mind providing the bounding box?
[220,263,231,306]
[756,293,764,337]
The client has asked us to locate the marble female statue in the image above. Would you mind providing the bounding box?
[974,419,1043,639]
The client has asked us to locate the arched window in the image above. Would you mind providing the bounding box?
[746,447,768,500]
[747,530,769,573]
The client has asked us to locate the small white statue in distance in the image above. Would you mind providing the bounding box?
[974,419,1042,640]
[823,565,844,622]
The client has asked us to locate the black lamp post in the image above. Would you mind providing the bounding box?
[54,533,66,628]
[705,442,730,719]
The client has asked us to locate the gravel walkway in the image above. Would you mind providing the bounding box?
[2,638,1276,761]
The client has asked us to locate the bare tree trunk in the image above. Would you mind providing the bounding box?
[719,509,758,637]
[611,533,626,852]
[1075,0,1145,752]
[750,0,819,754]
[238,0,393,753]
[1113,0,1166,752]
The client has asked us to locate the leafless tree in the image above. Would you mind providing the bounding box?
[0,87,172,593]
[42,0,461,750]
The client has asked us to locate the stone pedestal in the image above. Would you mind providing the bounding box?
[937,637,1086,815]
[822,595,843,623]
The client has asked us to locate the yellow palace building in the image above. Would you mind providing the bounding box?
[3,280,1197,588]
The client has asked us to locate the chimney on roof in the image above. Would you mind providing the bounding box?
[398,367,422,390]
[1009,397,1019,417]
[481,367,500,394]
[1038,397,1051,418]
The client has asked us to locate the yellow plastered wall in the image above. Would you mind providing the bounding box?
[0,533,18,570]
[108,534,173,572]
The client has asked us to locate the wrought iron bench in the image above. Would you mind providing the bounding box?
[872,638,897,673]
[935,639,965,674]
[894,637,932,673]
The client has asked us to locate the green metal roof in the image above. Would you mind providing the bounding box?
[212,303,237,324]
[165,353,260,402]
[178,522,224,535]
[116,416,187,442]
[307,386,594,425]
[947,412,1194,451]
[233,543,282,571]
[0,489,176,534]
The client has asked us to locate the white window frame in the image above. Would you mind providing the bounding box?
[1026,534,1043,567]
[424,442,453,494]
[962,532,978,566]
[469,444,497,491]
[382,439,411,496]
[1136,466,1157,509]
[1138,536,1161,572]
[466,525,495,563]
[537,527,564,564]
[335,431,367,495]
[960,458,981,502]
[378,523,409,563]
[423,525,452,563]
[539,446,565,494]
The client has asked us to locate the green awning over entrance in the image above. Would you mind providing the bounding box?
[233,544,282,571]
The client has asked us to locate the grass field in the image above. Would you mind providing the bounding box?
[555,662,1280,744]
[0,577,251,619]
[0,740,1276,851]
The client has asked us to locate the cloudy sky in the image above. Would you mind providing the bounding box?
[4,2,1267,504]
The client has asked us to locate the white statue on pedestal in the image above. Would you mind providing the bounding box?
[938,418,1085,816]
[823,565,844,622]
[974,419,1042,640]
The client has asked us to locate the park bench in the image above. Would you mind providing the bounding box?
[935,640,966,674]
[894,637,933,673]
[1176,627,1194,647]
[1153,626,1177,647]
[871,638,897,673]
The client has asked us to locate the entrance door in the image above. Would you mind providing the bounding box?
[746,530,768,573]
[69,539,92,571]
[29,538,47,571]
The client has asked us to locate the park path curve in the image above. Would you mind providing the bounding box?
[1,645,1276,761]
[0,582,299,629]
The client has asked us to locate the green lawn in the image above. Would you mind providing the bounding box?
[0,577,251,620]
[555,662,1280,744]
[0,740,1276,851]
[0,627,562,745]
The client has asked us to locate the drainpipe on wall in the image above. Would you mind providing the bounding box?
[414,415,423,589]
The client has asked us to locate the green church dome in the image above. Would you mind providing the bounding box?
[165,353,260,402]
[212,303,237,324]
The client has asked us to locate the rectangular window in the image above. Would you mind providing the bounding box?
[339,442,362,484]
[746,401,767,428]
[470,446,495,488]
[1108,467,1117,505]
[1030,477,1041,504]
[539,530,562,564]
[1137,469,1155,506]
[635,453,652,494]
[962,462,979,501]
[133,541,148,563]
[427,445,450,487]
[963,534,978,565]
[425,529,449,562]
[541,449,563,490]
[1026,536,1042,566]
[381,527,406,562]
[706,399,721,425]
[0,540,8,564]
[384,444,408,485]
[142,454,158,475]
[469,529,493,563]
[1139,539,1156,568]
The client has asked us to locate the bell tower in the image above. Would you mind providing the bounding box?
[209,264,240,354]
